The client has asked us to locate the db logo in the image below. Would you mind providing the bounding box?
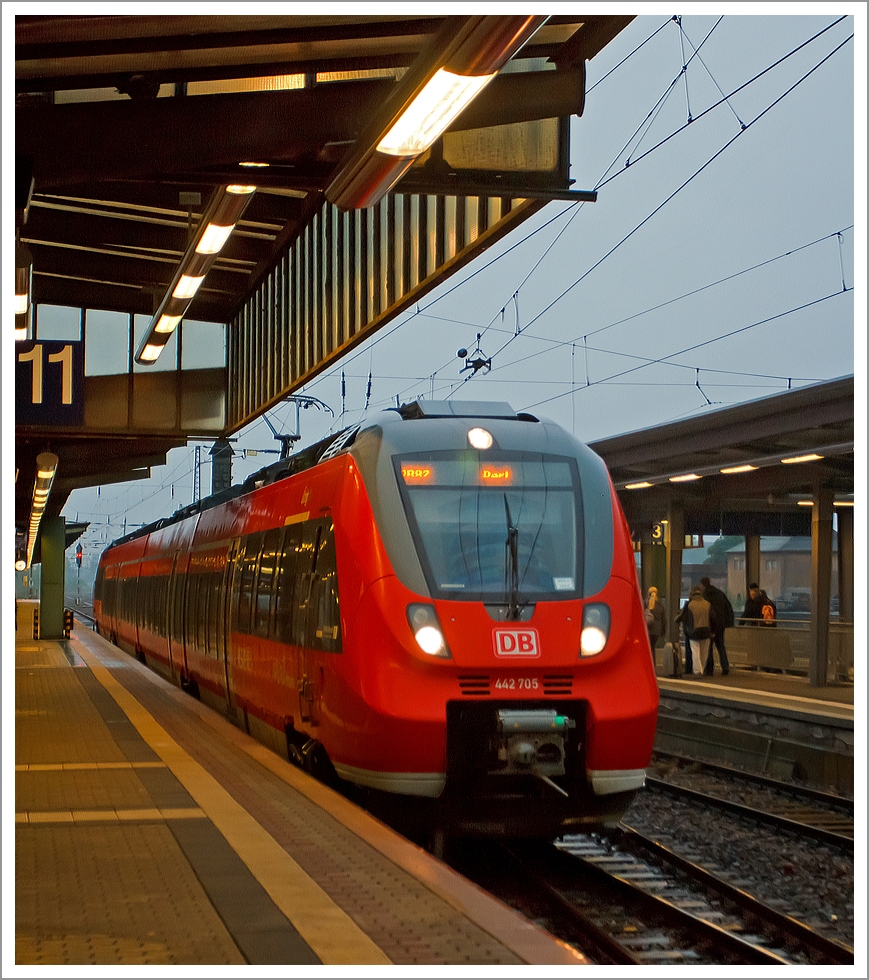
[493,628,540,658]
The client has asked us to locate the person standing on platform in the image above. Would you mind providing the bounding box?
[740,583,773,625]
[759,588,777,626]
[644,586,667,654]
[700,576,733,675]
[675,586,717,675]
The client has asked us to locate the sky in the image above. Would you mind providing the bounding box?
[21,8,864,573]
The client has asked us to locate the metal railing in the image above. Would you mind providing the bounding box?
[726,620,853,682]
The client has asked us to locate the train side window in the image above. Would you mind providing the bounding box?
[235,533,261,636]
[209,562,224,657]
[198,566,210,654]
[170,562,186,643]
[310,522,341,652]
[184,570,196,649]
[274,527,300,643]
[255,528,282,637]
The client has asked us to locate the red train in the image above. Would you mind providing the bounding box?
[94,400,658,838]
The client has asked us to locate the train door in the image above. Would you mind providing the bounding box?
[219,539,241,714]
[167,550,189,682]
[295,520,341,727]
[296,522,321,727]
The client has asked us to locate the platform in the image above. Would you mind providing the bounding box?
[651,654,855,794]
[13,626,585,968]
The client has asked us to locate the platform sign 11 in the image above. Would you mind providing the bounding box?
[16,340,85,426]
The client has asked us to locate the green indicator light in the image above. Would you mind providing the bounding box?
[554,716,565,727]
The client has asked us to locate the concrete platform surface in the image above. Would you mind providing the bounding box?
[14,627,586,969]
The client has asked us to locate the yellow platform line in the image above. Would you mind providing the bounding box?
[71,640,390,965]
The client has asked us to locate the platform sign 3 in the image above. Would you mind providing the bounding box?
[16,340,84,426]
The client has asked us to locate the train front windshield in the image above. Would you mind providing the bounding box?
[395,452,583,601]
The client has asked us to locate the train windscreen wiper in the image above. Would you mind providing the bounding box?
[504,495,521,621]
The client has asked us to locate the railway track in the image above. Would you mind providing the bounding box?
[446,833,852,966]
[646,754,854,850]
[559,828,852,965]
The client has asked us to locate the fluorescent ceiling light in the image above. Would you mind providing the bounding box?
[226,184,257,195]
[720,464,759,474]
[196,223,235,254]
[139,343,164,362]
[154,314,182,334]
[781,453,824,464]
[669,473,702,483]
[377,68,495,156]
[625,481,654,490]
[797,500,814,506]
[833,501,854,507]
[172,275,205,299]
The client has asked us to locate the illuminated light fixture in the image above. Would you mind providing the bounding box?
[172,274,205,299]
[833,500,854,507]
[16,559,26,572]
[25,451,58,569]
[468,427,493,450]
[377,68,494,156]
[580,603,610,657]
[134,183,256,364]
[406,604,451,658]
[239,161,270,167]
[720,464,759,474]
[669,473,702,483]
[196,223,234,255]
[154,314,182,334]
[781,453,824,464]
[797,500,814,507]
[625,481,654,490]
[15,242,33,339]
[138,343,164,362]
[326,15,547,210]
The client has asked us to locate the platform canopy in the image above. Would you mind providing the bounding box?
[15,13,635,557]
[591,375,854,535]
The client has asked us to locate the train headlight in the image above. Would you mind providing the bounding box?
[468,427,493,450]
[580,603,610,656]
[406,603,451,658]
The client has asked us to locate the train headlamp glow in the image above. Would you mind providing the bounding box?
[406,603,451,658]
[580,603,610,657]
[468,427,493,450]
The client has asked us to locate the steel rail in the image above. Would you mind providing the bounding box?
[645,775,854,851]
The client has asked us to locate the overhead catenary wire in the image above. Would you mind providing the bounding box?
[445,26,853,401]
[469,226,854,375]
[298,17,851,420]
[521,287,853,413]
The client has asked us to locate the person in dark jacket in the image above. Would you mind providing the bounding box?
[675,586,717,674]
[740,583,776,626]
[700,576,734,675]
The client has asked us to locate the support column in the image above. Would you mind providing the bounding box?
[745,534,761,593]
[665,506,684,644]
[809,489,833,687]
[39,516,66,639]
[210,439,233,494]
[836,507,854,622]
